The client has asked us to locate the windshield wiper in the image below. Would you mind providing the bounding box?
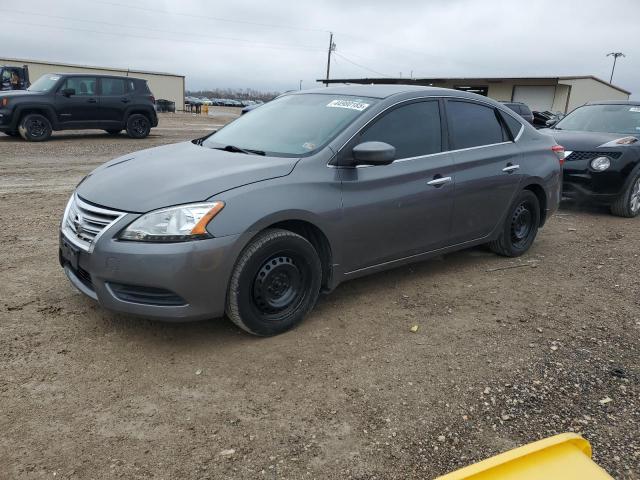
[214,145,265,156]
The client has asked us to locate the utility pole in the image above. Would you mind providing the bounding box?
[606,52,625,83]
[325,32,336,86]
[299,80,303,90]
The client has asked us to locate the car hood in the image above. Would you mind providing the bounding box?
[0,90,43,98]
[77,141,299,213]
[539,128,631,151]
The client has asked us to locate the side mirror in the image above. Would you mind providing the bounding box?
[352,141,396,166]
[61,88,76,97]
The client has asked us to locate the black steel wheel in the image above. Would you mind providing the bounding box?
[226,229,322,336]
[125,114,151,139]
[489,190,540,257]
[18,113,52,142]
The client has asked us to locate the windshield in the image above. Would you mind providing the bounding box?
[203,93,378,157]
[555,104,640,134]
[27,74,62,92]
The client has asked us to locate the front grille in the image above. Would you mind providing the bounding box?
[566,151,622,161]
[62,195,124,251]
[108,283,186,306]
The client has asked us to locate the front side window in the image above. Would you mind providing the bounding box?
[204,94,378,157]
[447,101,508,149]
[101,78,126,96]
[61,77,97,96]
[555,104,640,135]
[359,101,442,159]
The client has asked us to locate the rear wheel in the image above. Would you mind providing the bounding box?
[489,190,540,257]
[610,172,640,218]
[125,114,151,139]
[226,229,322,336]
[105,129,121,135]
[18,113,52,142]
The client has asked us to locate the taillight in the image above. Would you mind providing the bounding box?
[552,145,565,165]
[0,97,8,107]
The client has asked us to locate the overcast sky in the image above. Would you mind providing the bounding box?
[1,0,638,96]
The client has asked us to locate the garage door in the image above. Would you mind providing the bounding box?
[512,86,556,112]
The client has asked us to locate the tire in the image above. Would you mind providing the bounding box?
[226,228,322,336]
[610,171,640,218]
[105,129,122,135]
[125,114,151,139]
[18,113,52,142]
[489,190,540,257]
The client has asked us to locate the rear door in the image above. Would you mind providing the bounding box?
[98,77,130,127]
[445,100,523,243]
[54,76,99,126]
[339,99,456,272]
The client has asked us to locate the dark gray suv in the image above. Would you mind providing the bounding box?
[59,85,563,336]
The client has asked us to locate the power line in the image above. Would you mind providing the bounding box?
[3,9,323,50]
[333,52,390,78]
[91,0,329,33]
[3,20,325,53]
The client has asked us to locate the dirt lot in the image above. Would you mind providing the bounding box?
[1,112,638,479]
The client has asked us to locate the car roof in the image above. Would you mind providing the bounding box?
[294,84,488,100]
[585,100,640,106]
[52,73,144,81]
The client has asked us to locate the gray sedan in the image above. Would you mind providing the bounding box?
[59,85,563,336]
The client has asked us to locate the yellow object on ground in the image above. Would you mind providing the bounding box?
[435,433,613,480]
[202,105,209,114]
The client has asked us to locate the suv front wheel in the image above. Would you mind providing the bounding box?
[126,114,151,139]
[489,190,540,257]
[18,113,52,142]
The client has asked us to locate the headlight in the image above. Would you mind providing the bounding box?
[590,156,611,171]
[119,202,224,242]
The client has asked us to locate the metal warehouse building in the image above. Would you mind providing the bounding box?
[1,57,185,111]
[320,76,630,113]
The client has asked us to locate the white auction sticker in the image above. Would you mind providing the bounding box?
[629,107,640,113]
[327,99,370,111]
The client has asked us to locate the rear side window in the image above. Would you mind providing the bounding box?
[500,111,524,139]
[360,101,442,159]
[447,101,508,149]
[101,78,126,96]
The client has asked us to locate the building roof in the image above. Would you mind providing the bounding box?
[0,56,184,78]
[317,75,631,95]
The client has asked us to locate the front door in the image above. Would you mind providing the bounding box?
[339,100,455,273]
[445,99,522,243]
[54,76,100,127]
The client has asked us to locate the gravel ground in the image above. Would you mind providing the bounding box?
[0,112,638,479]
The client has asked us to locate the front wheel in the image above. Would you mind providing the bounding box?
[18,113,52,142]
[489,190,540,257]
[125,114,151,139]
[610,172,640,218]
[226,229,322,336]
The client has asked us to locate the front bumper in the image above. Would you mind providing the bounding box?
[0,109,15,130]
[562,153,633,203]
[59,228,241,322]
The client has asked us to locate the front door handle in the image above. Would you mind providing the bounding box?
[427,176,452,187]
[121,97,130,103]
[502,164,520,173]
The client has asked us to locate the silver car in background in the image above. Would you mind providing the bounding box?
[59,85,563,336]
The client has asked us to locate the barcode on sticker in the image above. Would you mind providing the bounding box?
[327,99,370,111]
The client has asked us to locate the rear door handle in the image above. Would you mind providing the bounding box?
[121,97,130,103]
[502,164,520,173]
[87,98,97,103]
[427,176,452,187]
